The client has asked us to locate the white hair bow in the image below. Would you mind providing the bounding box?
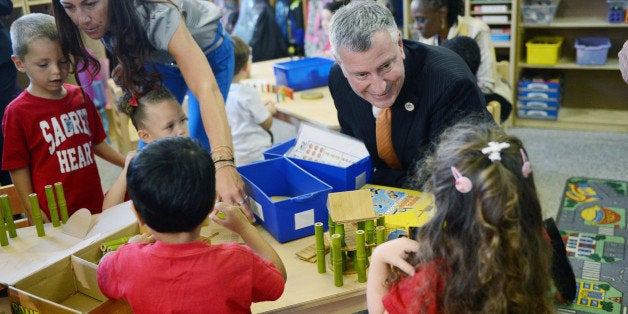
[481,141,510,162]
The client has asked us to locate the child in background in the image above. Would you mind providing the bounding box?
[226,35,277,166]
[97,137,286,313]
[2,13,124,223]
[102,87,189,209]
[320,0,349,58]
[367,122,555,313]
[440,36,512,123]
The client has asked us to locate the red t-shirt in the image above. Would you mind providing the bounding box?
[98,241,285,314]
[2,84,107,218]
[383,260,445,314]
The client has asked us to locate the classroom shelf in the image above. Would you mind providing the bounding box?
[513,0,628,133]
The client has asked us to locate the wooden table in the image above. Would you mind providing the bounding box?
[202,220,367,313]
[247,58,340,131]
[249,228,367,313]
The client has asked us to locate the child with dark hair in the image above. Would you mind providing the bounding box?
[367,122,563,313]
[102,87,189,209]
[97,137,286,313]
[226,35,277,166]
[440,35,481,75]
[440,36,512,122]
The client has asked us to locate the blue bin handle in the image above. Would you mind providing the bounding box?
[293,192,318,202]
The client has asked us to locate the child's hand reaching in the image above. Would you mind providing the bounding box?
[371,237,420,276]
[128,232,154,244]
[209,202,252,235]
[264,101,277,116]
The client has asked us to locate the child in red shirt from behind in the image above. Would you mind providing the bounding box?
[97,137,286,313]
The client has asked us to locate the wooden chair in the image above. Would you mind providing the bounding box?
[0,184,29,228]
[495,60,513,128]
[105,79,138,155]
[486,100,502,127]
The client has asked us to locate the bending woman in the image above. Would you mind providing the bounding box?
[52,0,251,213]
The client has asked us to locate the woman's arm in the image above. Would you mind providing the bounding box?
[167,20,251,219]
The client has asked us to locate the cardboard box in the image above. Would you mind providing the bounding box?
[72,223,140,265]
[238,157,333,243]
[0,201,138,286]
[8,255,132,313]
[263,138,372,192]
[273,57,334,91]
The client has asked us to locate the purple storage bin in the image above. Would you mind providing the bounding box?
[575,37,611,65]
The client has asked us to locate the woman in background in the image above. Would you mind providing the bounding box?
[411,0,512,114]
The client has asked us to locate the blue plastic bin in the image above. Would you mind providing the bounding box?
[238,157,332,243]
[263,138,372,193]
[273,57,335,91]
[263,138,296,160]
[575,37,611,65]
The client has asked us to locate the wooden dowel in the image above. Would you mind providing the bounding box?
[54,182,69,223]
[332,234,343,287]
[45,185,60,227]
[0,195,17,238]
[355,230,366,283]
[314,222,326,274]
[375,225,386,245]
[28,193,45,237]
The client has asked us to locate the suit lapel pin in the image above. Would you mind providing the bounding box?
[404,102,415,111]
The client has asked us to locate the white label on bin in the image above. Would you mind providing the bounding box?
[294,208,315,230]
[355,172,367,189]
[250,198,264,222]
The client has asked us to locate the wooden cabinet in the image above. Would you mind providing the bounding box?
[513,0,628,132]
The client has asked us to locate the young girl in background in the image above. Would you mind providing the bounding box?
[367,122,555,313]
[102,87,188,210]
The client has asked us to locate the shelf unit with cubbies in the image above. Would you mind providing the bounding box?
[513,0,628,133]
[401,0,518,87]
[466,0,517,83]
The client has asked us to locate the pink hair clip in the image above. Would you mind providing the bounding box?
[451,166,472,193]
[520,148,532,178]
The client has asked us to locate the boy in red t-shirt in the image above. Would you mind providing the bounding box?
[98,137,286,313]
[3,13,124,223]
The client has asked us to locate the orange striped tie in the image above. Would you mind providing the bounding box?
[376,107,402,170]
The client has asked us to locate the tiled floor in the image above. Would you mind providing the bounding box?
[97,122,628,221]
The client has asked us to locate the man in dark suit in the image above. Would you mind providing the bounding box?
[1,0,19,185]
[328,0,491,188]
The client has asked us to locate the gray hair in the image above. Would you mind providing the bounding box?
[10,13,59,59]
[328,1,399,61]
